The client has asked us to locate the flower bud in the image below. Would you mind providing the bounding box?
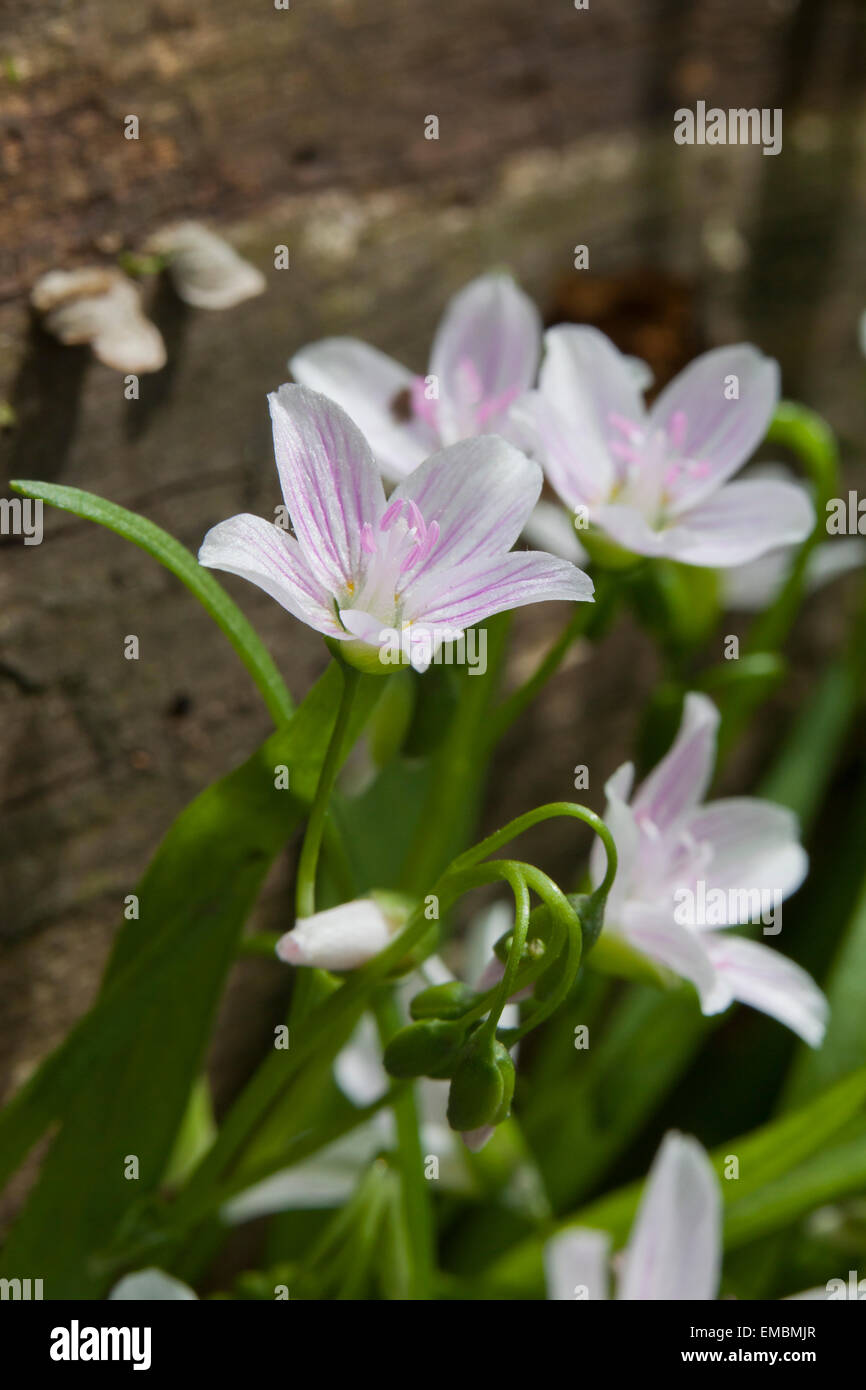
[569,892,604,954]
[383,1019,465,1079]
[409,981,477,1021]
[275,895,404,971]
[447,1041,506,1132]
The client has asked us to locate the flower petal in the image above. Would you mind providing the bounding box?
[540,325,645,462]
[592,502,667,557]
[222,1122,391,1221]
[521,499,590,566]
[682,797,808,910]
[545,1228,611,1300]
[109,1269,198,1300]
[660,479,815,567]
[267,383,387,594]
[430,274,541,442]
[289,337,433,480]
[622,906,726,1014]
[334,1015,388,1106]
[391,434,544,580]
[703,934,827,1046]
[509,389,613,509]
[591,762,638,912]
[617,1132,721,1300]
[198,512,342,636]
[650,345,779,511]
[631,693,719,833]
[407,549,593,630]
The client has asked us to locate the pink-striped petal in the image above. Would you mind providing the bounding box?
[631,693,719,833]
[703,934,827,1047]
[509,388,613,510]
[198,512,342,636]
[289,338,434,480]
[681,797,808,910]
[660,478,815,567]
[430,274,541,442]
[390,434,544,579]
[617,1132,721,1301]
[590,762,638,912]
[622,906,725,1014]
[406,549,593,630]
[537,325,640,489]
[267,384,387,595]
[650,345,779,512]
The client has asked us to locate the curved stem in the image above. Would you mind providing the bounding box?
[295,663,361,919]
[452,801,618,902]
[479,864,530,1042]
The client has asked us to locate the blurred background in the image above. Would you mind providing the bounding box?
[2,0,865,1266]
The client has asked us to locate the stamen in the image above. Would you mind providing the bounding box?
[476,384,520,426]
[406,500,427,543]
[635,810,660,841]
[686,460,711,479]
[455,356,484,405]
[420,519,440,560]
[379,499,404,532]
[610,439,642,465]
[668,410,688,450]
[608,411,644,441]
[360,522,376,555]
[410,376,438,428]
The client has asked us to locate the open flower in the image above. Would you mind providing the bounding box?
[545,1132,721,1300]
[510,327,814,567]
[199,385,592,673]
[289,274,542,480]
[589,693,827,1045]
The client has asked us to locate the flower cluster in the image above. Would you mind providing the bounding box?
[198,271,825,1156]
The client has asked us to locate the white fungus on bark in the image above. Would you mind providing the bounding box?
[145,222,266,310]
[31,267,167,373]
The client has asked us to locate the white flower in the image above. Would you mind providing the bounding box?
[545,1132,720,1300]
[590,692,827,1045]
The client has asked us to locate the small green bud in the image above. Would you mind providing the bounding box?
[447,1042,505,1131]
[493,904,553,965]
[410,981,478,1021]
[383,1019,465,1079]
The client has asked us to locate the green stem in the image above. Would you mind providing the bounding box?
[295,663,361,919]
[452,801,618,902]
[373,991,435,1300]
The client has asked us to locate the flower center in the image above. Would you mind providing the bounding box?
[606,409,712,521]
[409,358,521,440]
[352,499,441,623]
